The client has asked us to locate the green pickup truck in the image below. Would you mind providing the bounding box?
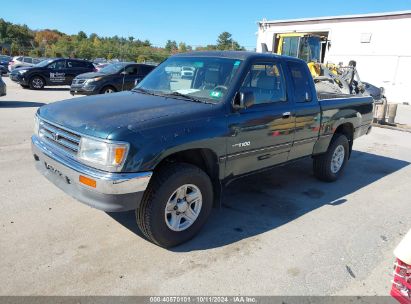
[32,51,373,247]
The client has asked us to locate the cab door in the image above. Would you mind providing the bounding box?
[225,60,296,177]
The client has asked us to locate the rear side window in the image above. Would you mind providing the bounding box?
[23,57,33,63]
[287,61,312,102]
[67,60,87,68]
[125,65,138,75]
[140,65,154,75]
[240,62,286,104]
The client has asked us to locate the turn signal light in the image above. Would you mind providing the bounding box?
[79,175,96,188]
[114,147,126,165]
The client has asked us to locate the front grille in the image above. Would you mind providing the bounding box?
[72,79,86,85]
[38,119,81,155]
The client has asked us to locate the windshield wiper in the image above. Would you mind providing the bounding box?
[163,91,211,104]
[132,87,160,96]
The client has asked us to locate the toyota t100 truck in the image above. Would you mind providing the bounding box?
[31,51,373,247]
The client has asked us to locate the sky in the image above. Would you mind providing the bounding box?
[1,0,411,49]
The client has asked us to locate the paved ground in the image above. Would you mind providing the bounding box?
[0,77,410,296]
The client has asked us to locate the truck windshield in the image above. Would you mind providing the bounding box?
[135,56,243,103]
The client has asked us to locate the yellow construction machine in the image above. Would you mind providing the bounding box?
[270,32,365,96]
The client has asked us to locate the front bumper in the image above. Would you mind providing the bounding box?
[9,73,28,85]
[70,85,99,96]
[31,135,152,212]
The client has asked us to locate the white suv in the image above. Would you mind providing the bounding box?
[8,56,42,71]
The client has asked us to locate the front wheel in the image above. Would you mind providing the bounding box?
[313,134,349,182]
[136,163,213,247]
[100,86,116,94]
[29,76,45,90]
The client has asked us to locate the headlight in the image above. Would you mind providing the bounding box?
[34,115,39,135]
[78,137,129,171]
[85,77,103,84]
[18,69,28,74]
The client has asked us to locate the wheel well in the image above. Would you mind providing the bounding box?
[155,149,221,207]
[334,123,354,156]
[30,74,45,82]
[100,85,116,93]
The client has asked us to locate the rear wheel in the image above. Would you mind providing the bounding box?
[313,134,349,182]
[100,86,116,94]
[136,163,213,248]
[29,76,45,90]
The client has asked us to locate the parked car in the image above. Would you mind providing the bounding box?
[391,229,411,303]
[8,56,40,71]
[93,58,107,65]
[94,62,110,72]
[0,65,7,75]
[0,74,6,96]
[0,55,11,74]
[10,58,95,89]
[31,51,373,247]
[70,62,155,95]
[180,66,195,79]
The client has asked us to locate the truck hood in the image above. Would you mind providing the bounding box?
[38,91,216,139]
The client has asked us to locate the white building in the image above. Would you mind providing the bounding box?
[256,11,411,103]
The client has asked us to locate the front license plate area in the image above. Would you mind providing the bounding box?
[44,161,71,184]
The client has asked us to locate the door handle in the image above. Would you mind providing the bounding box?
[282,112,291,119]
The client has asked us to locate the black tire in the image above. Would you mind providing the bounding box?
[313,134,349,182]
[136,163,213,248]
[100,86,116,94]
[29,76,45,90]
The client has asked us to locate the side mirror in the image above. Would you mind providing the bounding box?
[233,90,255,110]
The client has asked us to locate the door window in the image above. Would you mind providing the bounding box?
[287,61,312,102]
[48,60,66,70]
[240,63,286,104]
[23,57,33,63]
[67,60,86,68]
[282,37,299,58]
[125,65,138,75]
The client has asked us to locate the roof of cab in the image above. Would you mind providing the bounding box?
[172,50,305,63]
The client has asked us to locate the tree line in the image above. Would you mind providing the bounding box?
[0,18,245,63]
